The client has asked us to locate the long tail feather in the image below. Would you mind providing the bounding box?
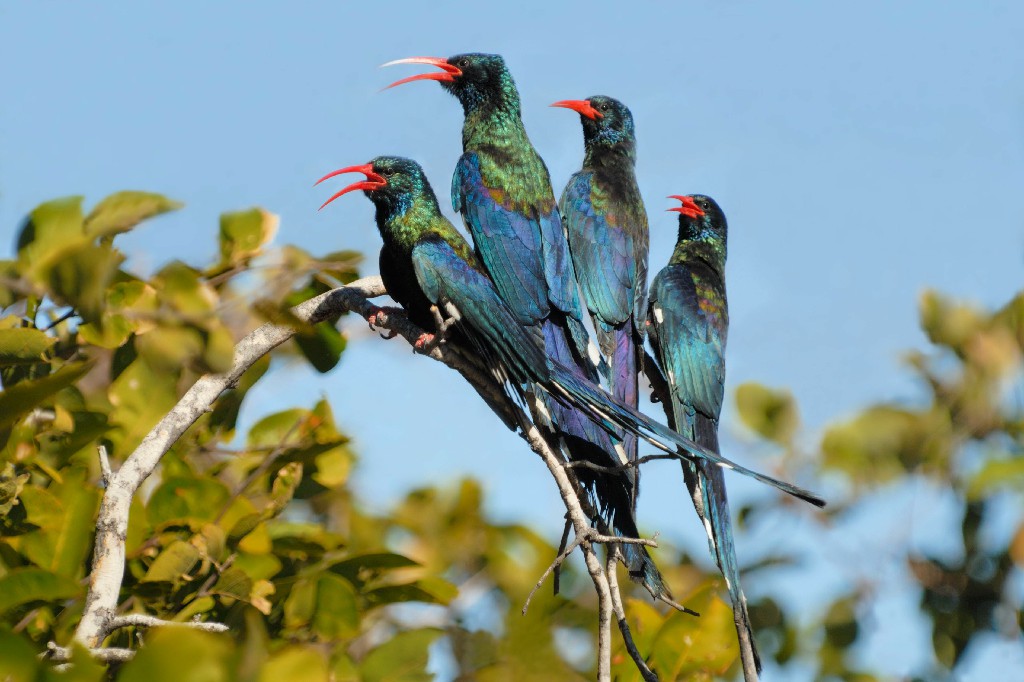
[539,319,670,599]
[544,363,827,508]
[687,421,761,675]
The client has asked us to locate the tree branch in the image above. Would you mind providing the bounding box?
[67,275,666,682]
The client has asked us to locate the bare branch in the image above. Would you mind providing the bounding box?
[606,547,659,682]
[97,445,111,488]
[69,274,636,682]
[44,642,135,663]
[109,615,230,633]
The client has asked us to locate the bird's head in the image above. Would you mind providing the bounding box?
[383,53,518,113]
[551,95,635,150]
[316,156,434,218]
[668,194,726,241]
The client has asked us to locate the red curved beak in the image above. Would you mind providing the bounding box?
[667,195,705,219]
[314,163,386,210]
[380,56,462,90]
[550,99,602,120]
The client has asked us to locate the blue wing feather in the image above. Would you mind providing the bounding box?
[559,172,635,327]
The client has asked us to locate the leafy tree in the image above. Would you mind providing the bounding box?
[0,193,1020,680]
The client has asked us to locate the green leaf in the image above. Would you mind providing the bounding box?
[247,409,310,449]
[283,577,316,629]
[0,625,41,679]
[735,382,799,445]
[141,540,201,583]
[0,360,92,430]
[329,552,420,584]
[17,470,100,577]
[0,568,81,614]
[147,477,231,526]
[45,244,125,322]
[365,578,458,608]
[16,196,87,274]
[359,628,444,682]
[0,327,55,366]
[117,628,231,682]
[258,646,328,682]
[210,567,253,601]
[293,321,347,373]
[312,573,359,639]
[85,191,183,240]
[218,208,278,267]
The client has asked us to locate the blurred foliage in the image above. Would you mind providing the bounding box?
[2,192,1020,680]
[0,194,739,681]
[735,289,1023,680]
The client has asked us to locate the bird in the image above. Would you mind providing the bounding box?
[380,54,674,597]
[646,194,761,679]
[553,95,649,489]
[315,156,670,599]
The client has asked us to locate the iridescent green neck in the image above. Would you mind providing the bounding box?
[374,192,442,252]
[671,235,726,275]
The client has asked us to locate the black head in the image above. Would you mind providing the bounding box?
[552,95,635,150]
[668,194,727,242]
[315,156,437,218]
[383,53,519,113]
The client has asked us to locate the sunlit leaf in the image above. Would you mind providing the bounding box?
[218,208,278,267]
[0,327,55,366]
[85,191,183,240]
[141,540,201,583]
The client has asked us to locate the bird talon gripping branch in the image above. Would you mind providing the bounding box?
[366,306,384,329]
[413,332,436,351]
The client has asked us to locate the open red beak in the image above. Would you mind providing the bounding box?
[314,163,386,210]
[550,99,602,120]
[381,56,462,89]
[667,195,705,219]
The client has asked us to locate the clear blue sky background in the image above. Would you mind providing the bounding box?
[2,2,1022,679]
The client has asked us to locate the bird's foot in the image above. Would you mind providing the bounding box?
[429,305,457,339]
[413,333,437,352]
[366,306,401,339]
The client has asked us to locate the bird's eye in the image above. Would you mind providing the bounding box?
[383,169,394,176]
[599,103,609,111]
[458,59,470,68]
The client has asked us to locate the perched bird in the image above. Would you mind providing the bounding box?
[316,156,668,597]
[554,95,649,484]
[381,55,670,595]
[646,195,760,679]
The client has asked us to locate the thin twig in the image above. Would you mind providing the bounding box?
[42,308,77,332]
[109,614,229,633]
[606,546,659,682]
[553,516,572,596]
[97,445,112,488]
[564,453,677,473]
[523,532,588,615]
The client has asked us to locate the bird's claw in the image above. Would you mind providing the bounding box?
[414,333,436,352]
[366,306,385,329]
[379,329,398,340]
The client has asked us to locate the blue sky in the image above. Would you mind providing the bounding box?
[2,2,1023,678]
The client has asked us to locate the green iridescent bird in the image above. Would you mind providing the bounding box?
[381,55,676,597]
[554,95,649,486]
[647,195,760,679]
